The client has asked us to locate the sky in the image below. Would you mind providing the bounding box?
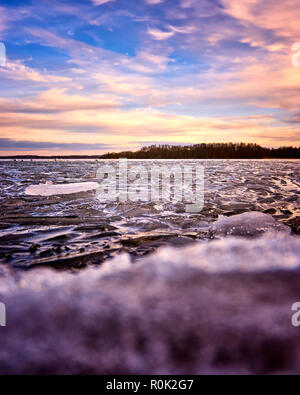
[0,0,299,155]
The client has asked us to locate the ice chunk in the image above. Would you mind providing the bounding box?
[210,211,290,237]
[25,182,99,196]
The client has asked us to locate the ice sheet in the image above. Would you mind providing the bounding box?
[25,182,99,196]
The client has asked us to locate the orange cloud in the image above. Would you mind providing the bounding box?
[0,87,298,153]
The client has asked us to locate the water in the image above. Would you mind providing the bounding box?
[1,159,300,374]
[0,159,299,269]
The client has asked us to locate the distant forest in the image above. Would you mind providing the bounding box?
[1,143,300,160]
[101,143,300,159]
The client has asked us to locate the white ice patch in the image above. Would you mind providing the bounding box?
[25,182,99,196]
[210,211,290,237]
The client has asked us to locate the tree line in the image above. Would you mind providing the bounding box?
[100,143,300,159]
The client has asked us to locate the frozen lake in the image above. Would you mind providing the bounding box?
[0,159,299,269]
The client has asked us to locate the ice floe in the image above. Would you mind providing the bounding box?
[25,182,99,196]
[210,211,290,237]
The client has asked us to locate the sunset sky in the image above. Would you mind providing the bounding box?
[0,0,299,155]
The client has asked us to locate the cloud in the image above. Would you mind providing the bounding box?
[0,5,32,38]
[283,112,300,124]
[147,28,175,40]
[0,89,120,114]
[2,60,71,84]
[167,25,197,34]
[133,140,193,147]
[128,51,172,73]
[180,0,220,17]
[90,0,115,6]
[221,0,300,41]
[0,8,8,36]
[0,138,114,151]
[0,87,298,150]
[206,58,300,111]
[146,0,165,4]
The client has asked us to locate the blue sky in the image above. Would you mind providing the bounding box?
[0,0,299,154]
